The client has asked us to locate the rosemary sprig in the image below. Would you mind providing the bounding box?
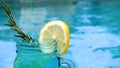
[1,0,32,42]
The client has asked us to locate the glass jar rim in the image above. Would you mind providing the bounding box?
[16,41,40,50]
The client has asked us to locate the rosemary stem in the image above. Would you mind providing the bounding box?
[1,0,32,42]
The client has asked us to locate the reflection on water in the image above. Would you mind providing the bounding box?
[69,26,120,68]
[0,0,120,68]
[93,46,120,59]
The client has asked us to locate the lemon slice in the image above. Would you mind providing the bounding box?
[38,20,70,56]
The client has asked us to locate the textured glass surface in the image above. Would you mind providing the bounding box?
[14,42,58,68]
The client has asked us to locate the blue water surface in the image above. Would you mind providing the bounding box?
[0,0,120,68]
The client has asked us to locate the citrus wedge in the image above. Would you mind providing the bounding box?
[38,20,70,56]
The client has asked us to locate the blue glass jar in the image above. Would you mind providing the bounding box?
[14,41,75,68]
[14,41,59,68]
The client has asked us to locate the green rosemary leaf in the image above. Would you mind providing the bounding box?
[2,0,16,25]
[14,35,24,38]
[14,35,27,41]
[8,21,14,26]
[4,23,12,26]
[2,1,11,16]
